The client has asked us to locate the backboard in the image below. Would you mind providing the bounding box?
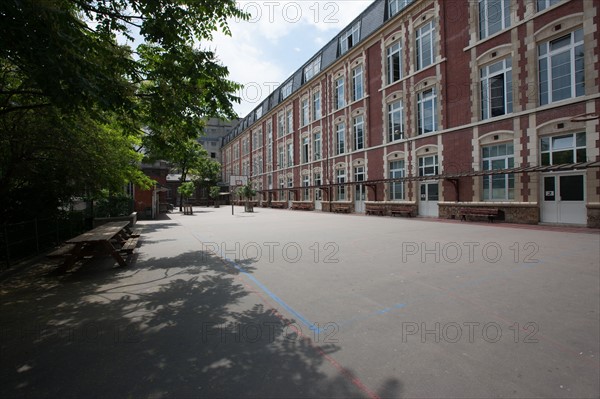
[229,175,248,187]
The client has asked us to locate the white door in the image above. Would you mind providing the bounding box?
[354,167,366,213]
[541,173,586,225]
[315,189,322,210]
[419,181,439,217]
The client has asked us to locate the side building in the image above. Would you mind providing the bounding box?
[221,0,600,227]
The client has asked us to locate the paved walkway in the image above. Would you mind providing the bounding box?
[1,207,599,398]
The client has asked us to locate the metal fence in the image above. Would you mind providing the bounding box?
[0,213,89,270]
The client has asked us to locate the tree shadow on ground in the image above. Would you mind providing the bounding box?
[0,249,402,398]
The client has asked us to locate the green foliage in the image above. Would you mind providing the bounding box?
[0,0,247,222]
[178,181,196,201]
[191,158,222,188]
[209,186,221,200]
[237,182,256,200]
[94,191,134,218]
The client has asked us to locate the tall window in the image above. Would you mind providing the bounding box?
[336,123,346,155]
[541,133,586,165]
[416,21,435,70]
[304,56,321,82]
[277,113,285,138]
[287,177,294,201]
[537,0,561,12]
[352,65,364,101]
[482,143,514,200]
[313,132,322,160]
[278,145,285,169]
[313,90,322,120]
[389,160,405,200]
[287,143,294,167]
[539,29,584,105]
[336,169,346,200]
[387,42,402,84]
[353,115,364,151]
[388,101,404,142]
[303,175,310,201]
[266,122,273,170]
[479,0,510,39]
[301,99,309,127]
[481,57,512,119]
[335,77,345,109]
[302,137,309,164]
[339,22,360,55]
[286,109,293,135]
[419,155,439,176]
[417,88,437,134]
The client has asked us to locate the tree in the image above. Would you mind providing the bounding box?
[209,186,221,208]
[0,0,247,221]
[177,182,196,204]
[238,182,256,213]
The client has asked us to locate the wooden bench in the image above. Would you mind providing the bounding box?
[390,206,413,218]
[120,237,139,253]
[292,202,313,211]
[183,205,193,215]
[460,207,501,222]
[331,203,352,213]
[365,204,386,216]
[270,202,286,209]
[129,229,142,238]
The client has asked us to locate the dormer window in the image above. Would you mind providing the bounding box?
[281,81,293,100]
[339,22,361,55]
[304,56,322,82]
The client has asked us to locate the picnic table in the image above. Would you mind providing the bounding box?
[50,221,139,270]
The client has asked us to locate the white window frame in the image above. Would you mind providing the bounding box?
[386,42,402,84]
[304,56,321,82]
[416,20,435,70]
[287,143,294,167]
[313,132,322,161]
[537,0,562,12]
[479,0,510,39]
[389,0,412,18]
[301,99,309,127]
[388,100,404,142]
[281,81,293,100]
[336,123,346,155]
[286,108,293,135]
[418,155,439,176]
[482,143,514,201]
[481,57,513,120]
[352,65,364,101]
[353,115,364,151]
[314,173,322,200]
[336,169,346,200]
[417,87,437,135]
[538,29,584,105]
[302,137,309,164]
[313,90,322,120]
[335,77,345,110]
[339,22,360,55]
[540,132,586,166]
[389,160,405,200]
[302,175,310,201]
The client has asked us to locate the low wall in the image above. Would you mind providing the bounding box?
[587,203,600,228]
[93,212,137,228]
[438,203,539,224]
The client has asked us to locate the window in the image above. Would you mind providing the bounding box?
[419,155,438,176]
[387,42,402,84]
[389,0,412,18]
[313,90,322,120]
[279,178,285,200]
[388,101,404,142]
[303,175,310,201]
[541,133,586,165]
[210,152,216,159]
[336,169,346,200]
[539,29,584,105]
[335,77,345,109]
[339,22,360,55]
[266,122,273,169]
[287,177,294,200]
[281,81,293,100]
[314,173,322,201]
[278,145,285,169]
[255,106,263,120]
[304,56,321,82]
[481,57,512,119]
[302,137,309,164]
[482,143,514,200]
[416,21,435,70]
[417,88,437,134]
[336,123,346,155]
[301,99,309,127]
[286,109,293,135]
[267,174,273,190]
[479,0,510,39]
[354,166,365,201]
[313,132,322,160]
[287,143,294,167]
[389,160,405,200]
[537,0,561,12]
[353,115,364,151]
[352,65,364,101]
[277,113,285,138]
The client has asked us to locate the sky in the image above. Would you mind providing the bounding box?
[206,1,375,119]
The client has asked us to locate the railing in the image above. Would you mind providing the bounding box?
[0,213,88,270]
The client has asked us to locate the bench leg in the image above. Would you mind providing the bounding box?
[103,241,128,267]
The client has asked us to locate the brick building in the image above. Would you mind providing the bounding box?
[221,0,600,227]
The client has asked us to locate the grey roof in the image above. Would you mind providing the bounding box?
[223,0,416,145]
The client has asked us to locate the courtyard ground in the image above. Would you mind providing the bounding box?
[1,207,599,398]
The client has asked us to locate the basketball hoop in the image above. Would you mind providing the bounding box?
[570,113,599,122]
